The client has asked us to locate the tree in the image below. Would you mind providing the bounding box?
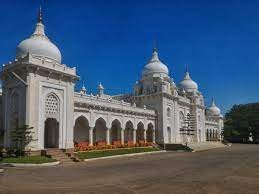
[224,103,259,142]
[179,113,195,145]
[9,125,33,156]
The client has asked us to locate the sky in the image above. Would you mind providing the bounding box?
[0,0,259,114]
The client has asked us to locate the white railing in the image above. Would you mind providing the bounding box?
[74,92,156,116]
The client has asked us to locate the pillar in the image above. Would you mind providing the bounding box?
[89,127,94,146]
[144,129,147,142]
[121,129,124,145]
[106,128,111,145]
[133,129,136,144]
[153,129,156,143]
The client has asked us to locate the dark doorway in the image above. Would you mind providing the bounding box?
[44,118,59,148]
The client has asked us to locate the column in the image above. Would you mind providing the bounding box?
[133,129,136,144]
[144,130,147,142]
[153,129,156,143]
[106,128,111,145]
[121,129,124,145]
[89,127,94,146]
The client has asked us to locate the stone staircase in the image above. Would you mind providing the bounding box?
[186,141,226,151]
[157,143,193,151]
[46,149,80,165]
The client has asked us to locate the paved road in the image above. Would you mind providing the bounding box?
[0,144,259,194]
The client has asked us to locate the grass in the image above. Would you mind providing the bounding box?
[76,147,160,159]
[0,156,57,164]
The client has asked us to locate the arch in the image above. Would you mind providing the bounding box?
[110,119,122,144]
[122,118,135,129]
[136,122,145,142]
[125,120,134,143]
[93,117,107,144]
[167,107,171,117]
[146,123,154,142]
[74,116,90,144]
[44,118,59,148]
[93,116,108,127]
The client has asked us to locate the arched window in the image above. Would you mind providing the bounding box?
[167,107,171,117]
[45,93,59,118]
[11,92,20,129]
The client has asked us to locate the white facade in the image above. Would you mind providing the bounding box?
[0,9,223,150]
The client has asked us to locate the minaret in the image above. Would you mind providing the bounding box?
[98,82,104,96]
[80,84,87,95]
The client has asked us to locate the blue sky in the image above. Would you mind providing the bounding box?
[0,0,259,114]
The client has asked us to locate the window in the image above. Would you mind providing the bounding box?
[45,94,59,117]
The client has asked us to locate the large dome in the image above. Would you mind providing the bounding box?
[207,99,221,116]
[16,9,62,63]
[179,71,198,93]
[142,49,169,77]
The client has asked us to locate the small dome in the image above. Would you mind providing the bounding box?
[16,8,62,63]
[207,99,221,116]
[179,71,198,93]
[142,49,169,77]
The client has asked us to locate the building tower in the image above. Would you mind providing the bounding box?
[0,8,78,150]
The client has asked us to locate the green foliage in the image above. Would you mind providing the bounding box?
[0,156,56,164]
[224,103,259,141]
[76,147,159,159]
[9,125,33,156]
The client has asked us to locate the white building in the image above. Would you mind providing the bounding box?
[0,9,223,151]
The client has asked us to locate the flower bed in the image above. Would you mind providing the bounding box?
[74,141,153,152]
[76,147,160,159]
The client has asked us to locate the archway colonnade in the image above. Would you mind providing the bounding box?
[74,115,155,146]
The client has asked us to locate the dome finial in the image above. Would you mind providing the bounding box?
[153,40,158,52]
[211,97,216,106]
[185,64,189,73]
[184,65,191,80]
[150,41,159,62]
[38,6,43,23]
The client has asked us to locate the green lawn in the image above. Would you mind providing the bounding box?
[76,147,160,159]
[0,156,57,164]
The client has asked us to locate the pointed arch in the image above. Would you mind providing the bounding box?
[74,115,90,143]
[111,119,122,143]
[136,121,145,142]
[93,117,107,144]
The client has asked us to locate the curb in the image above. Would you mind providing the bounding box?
[84,150,166,162]
[0,161,60,167]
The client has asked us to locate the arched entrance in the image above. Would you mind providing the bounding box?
[111,119,121,143]
[44,93,60,149]
[93,118,107,144]
[44,118,59,148]
[146,123,154,143]
[74,116,90,143]
[136,122,144,142]
[125,121,134,143]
